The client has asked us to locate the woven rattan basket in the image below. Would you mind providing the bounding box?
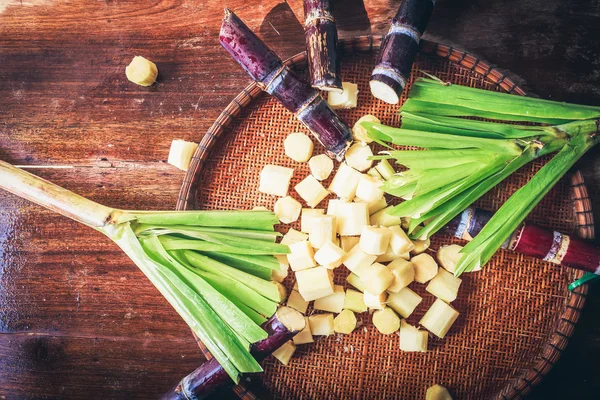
[176,36,594,400]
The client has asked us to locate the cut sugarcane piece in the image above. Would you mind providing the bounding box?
[401,216,411,231]
[355,174,384,203]
[309,313,335,335]
[389,225,415,254]
[334,309,357,334]
[359,196,387,215]
[309,215,336,249]
[386,258,415,292]
[376,243,399,263]
[295,175,329,208]
[287,289,309,314]
[336,202,369,236]
[360,262,394,295]
[272,340,296,365]
[259,165,294,197]
[412,238,431,255]
[326,198,346,216]
[345,142,374,172]
[167,140,198,171]
[340,236,360,252]
[387,287,422,318]
[367,167,383,179]
[426,384,453,400]
[342,244,377,276]
[287,241,317,271]
[420,298,460,339]
[343,288,368,313]
[374,159,395,181]
[274,196,302,223]
[327,81,358,109]
[412,253,438,283]
[296,266,334,301]
[399,320,428,352]
[308,154,334,181]
[125,56,158,86]
[281,228,309,245]
[293,316,314,345]
[364,290,388,310]
[314,241,345,269]
[314,285,345,313]
[271,255,289,282]
[284,132,314,162]
[370,206,402,227]
[346,273,366,292]
[329,162,362,200]
[353,115,381,143]
[372,307,401,334]
[360,226,392,255]
[426,268,462,303]
[437,244,464,273]
[300,208,325,233]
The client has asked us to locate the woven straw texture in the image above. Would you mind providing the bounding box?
[177,37,592,400]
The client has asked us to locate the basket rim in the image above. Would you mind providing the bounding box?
[175,35,594,400]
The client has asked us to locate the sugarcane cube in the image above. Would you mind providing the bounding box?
[300,208,324,233]
[308,154,334,181]
[342,244,377,276]
[370,206,402,226]
[334,309,357,334]
[287,289,309,314]
[295,266,334,301]
[345,142,374,172]
[355,174,384,203]
[426,384,453,400]
[287,241,316,271]
[386,258,415,293]
[412,253,438,283]
[271,255,289,282]
[309,313,335,336]
[360,226,392,255]
[360,262,394,295]
[293,317,314,345]
[329,162,362,201]
[352,114,380,144]
[372,307,401,334]
[388,225,415,255]
[364,290,387,310]
[280,228,308,245]
[167,139,198,171]
[340,236,360,252]
[346,273,366,292]
[420,298,460,339]
[336,202,369,236]
[274,196,302,224]
[367,167,383,179]
[272,340,296,365]
[314,241,345,269]
[412,238,431,255]
[284,132,314,162]
[426,268,462,303]
[399,320,428,352]
[314,285,345,313]
[309,215,336,249]
[327,81,358,109]
[343,289,367,313]
[437,244,464,273]
[259,165,294,197]
[387,287,422,318]
[126,56,158,87]
[295,175,329,208]
[376,243,399,263]
[375,159,395,180]
[364,197,387,215]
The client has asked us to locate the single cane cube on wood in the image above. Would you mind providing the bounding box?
[343,288,368,313]
[342,244,377,277]
[412,253,438,283]
[274,196,302,223]
[295,175,329,208]
[272,340,296,365]
[412,238,431,255]
[327,81,358,109]
[287,241,316,271]
[387,287,422,318]
[340,236,360,252]
[386,258,415,293]
[281,228,308,245]
[167,140,198,171]
[309,313,335,336]
[259,165,294,196]
[300,208,325,233]
[372,307,401,334]
[364,290,388,310]
[355,174,384,203]
[126,55,158,86]
[271,255,289,282]
[353,115,380,144]
[388,225,415,254]
[346,273,366,292]
[336,202,369,236]
[314,241,345,269]
[399,320,428,352]
[345,142,374,172]
[284,132,314,162]
[426,268,462,303]
[370,206,402,227]
[360,262,394,295]
[426,384,453,400]
[334,309,357,334]
[296,266,334,301]
[420,298,460,339]
[287,289,309,314]
[329,162,362,201]
[309,215,336,249]
[314,285,345,313]
[360,226,392,255]
[437,244,464,273]
[293,316,314,345]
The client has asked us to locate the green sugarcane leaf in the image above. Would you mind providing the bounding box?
[382,149,492,170]
[127,210,279,230]
[157,235,281,256]
[413,162,486,197]
[135,224,280,242]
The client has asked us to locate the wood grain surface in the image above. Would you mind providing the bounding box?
[0,0,599,399]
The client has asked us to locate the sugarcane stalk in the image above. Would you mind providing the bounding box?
[220,8,352,160]
[162,307,305,400]
[303,0,342,92]
[370,0,436,104]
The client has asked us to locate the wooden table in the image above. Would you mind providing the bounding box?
[1,0,599,399]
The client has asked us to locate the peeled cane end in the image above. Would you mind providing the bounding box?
[420,298,460,339]
[295,174,330,208]
[412,253,438,284]
[426,384,453,400]
[437,244,464,273]
[280,228,309,245]
[387,287,422,318]
[308,154,334,181]
[372,307,401,334]
[284,132,314,162]
[167,140,198,171]
[411,238,431,255]
[345,142,374,172]
[276,306,307,333]
[286,289,309,314]
[346,272,366,292]
[361,262,394,295]
[293,317,314,345]
[126,56,158,86]
[314,241,346,269]
[274,196,302,224]
[399,320,428,352]
[296,266,334,301]
[309,313,335,336]
[360,226,392,255]
[352,115,381,143]
[314,285,345,313]
[342,244,377,276]
[272,340,296,365]
[369,79,399,105]
[364,290,388,310]
[386,258,415,293]
[259,165,294,197]
[355,174,384,203]
[329,162,362,201]
[388,225,415,255]
[334,309,357,334]
[287,241,316,271]
[426,268,462,303]
[327,82,359,109]
[271,255,289,282]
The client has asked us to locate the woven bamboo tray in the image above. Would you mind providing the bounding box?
[176,36,594,400]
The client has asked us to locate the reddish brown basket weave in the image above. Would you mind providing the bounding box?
[176,36,593,400]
